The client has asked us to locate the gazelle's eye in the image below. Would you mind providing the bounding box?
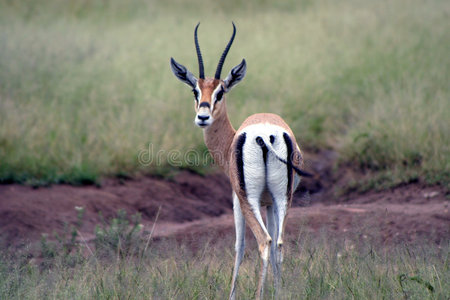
[192,89,199,101]
[216,89,224,102]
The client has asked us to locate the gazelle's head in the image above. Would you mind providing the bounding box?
[170,23,247,128]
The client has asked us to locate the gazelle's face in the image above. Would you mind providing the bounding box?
[170,23,247,129]
[193,78,226,128]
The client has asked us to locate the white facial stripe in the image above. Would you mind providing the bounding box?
[210,84,223,112]
[194,83,202,109]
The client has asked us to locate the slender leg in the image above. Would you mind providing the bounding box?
[229,192,246,300]
[238,194,271,300]
[266,205,279,283]
[271,194,290,298]
[256,237,271,300]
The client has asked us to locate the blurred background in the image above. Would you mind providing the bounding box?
[0,0,448,189]
[0,2,449,298]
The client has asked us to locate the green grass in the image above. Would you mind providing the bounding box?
[1,210,448,299]
[1,234,448,299]
[0,0,449,187]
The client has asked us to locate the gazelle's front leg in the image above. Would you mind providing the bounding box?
[229,192,246,300]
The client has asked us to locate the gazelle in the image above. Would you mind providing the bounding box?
[170,23,310,300]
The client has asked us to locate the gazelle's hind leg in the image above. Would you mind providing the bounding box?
[273,196,288,272]
[267,192,291,298]
[229,192,246,300]
[245,196,271,300]
[236,192,272,300]
[266,205,280,292]
[266,150,291,298]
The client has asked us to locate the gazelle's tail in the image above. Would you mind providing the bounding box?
[255,136,313,178]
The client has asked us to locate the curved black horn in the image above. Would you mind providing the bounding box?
[194,23,205,79]
[215,22,236,79]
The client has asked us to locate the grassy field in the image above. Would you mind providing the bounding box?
[0,207,448,299]
[0,0,449,187]
[1,231,448,299]
[1,208,448,299]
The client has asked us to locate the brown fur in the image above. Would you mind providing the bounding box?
[196,78,220,109]
[197,78,237,174]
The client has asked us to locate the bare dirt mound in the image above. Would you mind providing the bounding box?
[152,185,449,247]
[0,151,448,248]
[0,171,232,246]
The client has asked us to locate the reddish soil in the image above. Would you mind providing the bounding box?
[0,151,448,249]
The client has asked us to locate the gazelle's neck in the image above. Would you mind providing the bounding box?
[203,102,236,175]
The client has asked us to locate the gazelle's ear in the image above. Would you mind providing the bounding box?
[170,58,197,88]
[223,59,246,92]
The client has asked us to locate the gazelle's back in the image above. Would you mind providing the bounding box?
[237,113,296,141]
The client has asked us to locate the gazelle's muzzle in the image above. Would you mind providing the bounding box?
[195,103,213,128]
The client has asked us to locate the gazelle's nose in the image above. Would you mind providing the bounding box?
[197,115,210,121]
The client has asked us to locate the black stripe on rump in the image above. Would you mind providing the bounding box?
[255,136,268,165]
[236,132,247,193]
[283,132,293,197]
[270,135,275,144]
